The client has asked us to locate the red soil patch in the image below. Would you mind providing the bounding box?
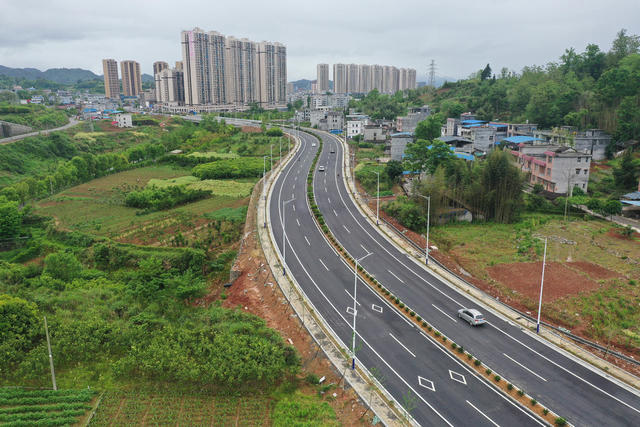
[488,262,600,303]
[569,261,622,280]
[241,126,262,133]
[607,228,640,240]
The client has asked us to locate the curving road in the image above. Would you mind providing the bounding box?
[0,117,79,144]
[307,130,640,426]
[268,127,543,426]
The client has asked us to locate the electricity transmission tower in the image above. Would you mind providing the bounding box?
[428,59,436,88]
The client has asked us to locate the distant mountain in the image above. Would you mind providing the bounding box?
[0,65,100,84]
[289,79,312,92]
[141,74,154,83]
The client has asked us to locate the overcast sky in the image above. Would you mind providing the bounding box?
[1,0,638,82]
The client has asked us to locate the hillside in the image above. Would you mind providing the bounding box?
[0,65,99,84]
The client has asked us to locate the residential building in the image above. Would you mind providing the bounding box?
[507,123,537,137]
[102,58,120,99]
[347,64,359,93]
[287,82,294,95]
[371,65,383,92]
[157,67,185,105]
[390,132,414,161]
[397,105,430,133]
[363,124,387,142]
[511,145,591,193]
[114,113,132,128]
[488,122,508,141]
[316,64,329,93]
[574,129,611,161]
[358,64,371,93]
[346,114,369,138]
[180,27,286,109]
[444,118,460,136]
[153,61,169,76]
[333,63,347,94]
[120,60,142,97]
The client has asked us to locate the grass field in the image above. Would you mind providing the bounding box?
[0,387,95,426]
[35,165,252,245]
[188,151,239,159]
[148,175,257,197]
[431,213,640,351]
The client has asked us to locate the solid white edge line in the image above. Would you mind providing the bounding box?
[304,236,310,245]
[345,289,361,306]
[432,304,458,323]
[466,400,501,427]
[389,333,417,358]
[503,353,548,382]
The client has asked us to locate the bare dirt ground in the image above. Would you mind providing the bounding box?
[216,181,375,426]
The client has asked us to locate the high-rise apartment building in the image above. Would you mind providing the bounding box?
[371,65,383,92]
[153,61,169,76]
[316,64,329,93]
[180,27,286,108]
[346,64,359,93]
[102,59,120,99]
[358,64,371,93]
[158,67,185,104]
[333,63,347,94]
[120,60,142,97]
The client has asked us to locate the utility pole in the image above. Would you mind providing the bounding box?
[416,194,431,264]
[352,251,372,370]
[270,145,273,171]
[374,170,380,225]
[536,238,548,334]
[44,316,57,390]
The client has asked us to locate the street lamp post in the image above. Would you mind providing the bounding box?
[281,197,295,276]
[352,251,373,370]
[536,238,548,334]
[416,194,431,264]
[270,145,273,171]
[263,155,269,227]
[373,170,380,225]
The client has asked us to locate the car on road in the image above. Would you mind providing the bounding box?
[458,308,486,326]
[318,165,325,171]
[312,143,316,147]
[330,148,335,153]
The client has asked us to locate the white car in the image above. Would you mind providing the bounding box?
[457,308,486,326]
[318,165,325,172]
[312,143,317,147]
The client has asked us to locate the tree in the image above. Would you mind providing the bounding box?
[43,251,83,282]
[613,149,639,189]
[403,139,454,175]
[0,294,40,367]
[0,196,22,240]
[414,113,444,141]
[603,199,623,218]
[481,64,492,81]
[384,160,404,183]
[609,29,640,65]
[615,96,640,141]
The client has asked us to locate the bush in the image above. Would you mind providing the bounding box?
[192,157,267,179]
[442,336,447,342]
[427,325,432,331]
[125,185,209,212]
[517,389,525,397]
[410,311,415,317]
[451,343,457,350]
[507,383,513,391]
[474,359,481,366]
[435,331,441,337]
[399,302,404,308]
[555,417,567,426]
[543,409,549,415]
[422,321,427,327]
[530,399,537,406]
[466,353,472,360]
[457,346,464,353]
[305,373,320,385]
[43,251,83,282]
[485,368,492,375]
[416,315,421,321]
[494,375,501,382]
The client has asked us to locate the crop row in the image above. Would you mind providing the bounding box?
[2,416,79,427]
[0,389,88,399]
[0,408,86,423]
[0,393,94,406]
[0,402,90,415]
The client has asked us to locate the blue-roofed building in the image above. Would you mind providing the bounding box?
[621,191,640,219]
[502,135,544,144]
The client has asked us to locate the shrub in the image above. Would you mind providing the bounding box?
[485,368,492,375]
[192,157,266,179]
[466,353,472,360]
[494,375,501,382]
[435,331,441,337]
[530,399,537,406]
[427,326,432,331]
[416,316,421,322]
[543,409,549,415]
[442,336,447,342]
[399,302,404,308]
[305,373,320,385]
[517,389,525,397]
[474,359,481,366]
[404,307,409,313]
[125,185,209,212]
[457,346,464,353]
[555,418,567,426]
[507,383,513,391]
[422,321,427,327]
[451,343,457,350]
[410,311,415,317]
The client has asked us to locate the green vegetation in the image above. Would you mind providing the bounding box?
[0,387,95,426]
[350,89,422,120]
[188,151,239,159]
[272,393,339,427]
[426,29,640,140]
[149,176,257,197]
[193,157,268,179]
[125,185,210,213]
[0,104,68,130]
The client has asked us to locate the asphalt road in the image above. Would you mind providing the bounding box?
[0,117,79,144]
[309,130,640,426]
[268,127,543,426]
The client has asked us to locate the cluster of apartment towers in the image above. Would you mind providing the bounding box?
[316,63,416,94]
[102,28,287,111]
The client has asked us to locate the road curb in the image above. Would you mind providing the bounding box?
[257,129,407,426]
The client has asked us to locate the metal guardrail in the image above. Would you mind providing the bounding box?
[380,217,640,368]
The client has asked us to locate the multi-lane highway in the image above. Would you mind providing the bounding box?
[269,128,545,426]
[298,129,640,426]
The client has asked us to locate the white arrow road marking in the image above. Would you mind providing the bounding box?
[503,353,547,382]
[418,376,435,392]
[389,333,416,358]
[432,304,457,323]
[449,370,467,385]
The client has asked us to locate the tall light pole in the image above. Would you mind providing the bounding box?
[373,170,380,225]
[352,251,373,370]
[270,145,273,171]
[263,155,270,228]
[416,194,431,265]
[44,316,57,390]
[536,238,548,334]
[281,197,295,275]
